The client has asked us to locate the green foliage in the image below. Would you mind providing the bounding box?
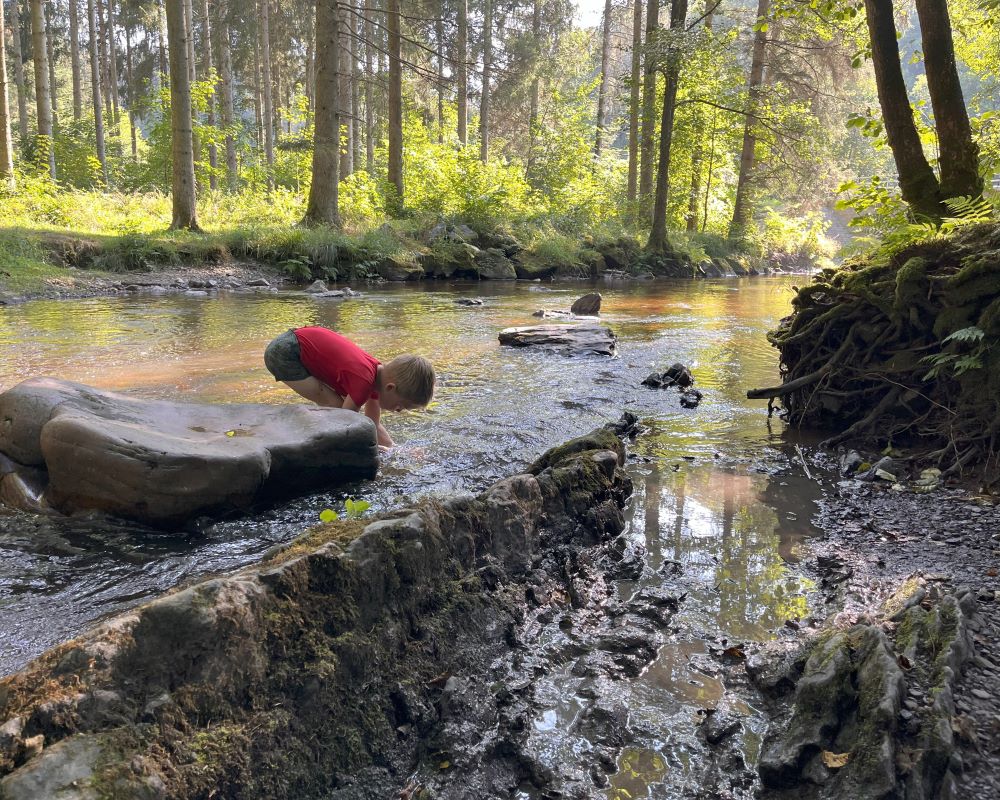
[319,498,372,524]
[921,326,989,379]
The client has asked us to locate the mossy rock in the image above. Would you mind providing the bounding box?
[513,251,558,280]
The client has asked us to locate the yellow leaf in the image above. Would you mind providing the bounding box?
[438,760,450,770]
[821,750,850,769]
[225,430,236,437]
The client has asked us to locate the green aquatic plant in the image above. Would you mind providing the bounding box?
[319,498,372,524]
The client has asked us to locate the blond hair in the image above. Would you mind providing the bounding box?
[384,354,435,405]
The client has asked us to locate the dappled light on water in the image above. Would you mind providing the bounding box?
[0,279,820,790]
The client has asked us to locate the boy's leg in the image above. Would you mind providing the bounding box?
[282,377,345,408]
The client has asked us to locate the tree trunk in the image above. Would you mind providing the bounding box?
[157,1,168,82]
[165,0,199,229]
[436,10,444,143]
[364,0,374,171]
[259,0,274,182]
[386,0,403,210]
[200,0,217,189]
[124,23,137,157]
[69,0,84,120]
[0,0,15,185]
[479,0,492,162]
[638,0,657,199]
[351,0,360,169]
[862,0,942,220]
[29,0,55,177]
[338,1,353,179]
[728,0,770,240]
[182,0,195,86]
[528,0,541,158]
[87,0,107,183]
[97,0,112,121]
[218,3,237,189]
[647,0,688,252]
[105,0,121,125]
[914,0,982,199]
[10,0,29,144]
[626,0,642,199]
[252,31,263,151]
[457,0,467,145]
[44,0,57,125]
[594,0,613,155]
[686,1,714,231]
[304,0,340,226]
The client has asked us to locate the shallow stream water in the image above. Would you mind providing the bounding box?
[0,278,823,796]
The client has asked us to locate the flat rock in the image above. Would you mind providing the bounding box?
[498,324,617,356]
[0,377,379,527]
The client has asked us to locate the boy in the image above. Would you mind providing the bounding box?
[264,326,434,448]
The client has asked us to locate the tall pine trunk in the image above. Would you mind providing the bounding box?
[105,0,121,125]
[125,23,137,157]
[479,0,492,162]
[11,0,29,144]
[200,0,217,189]
[156,1,168,82]
[862,0,942,220]
[386,0,403,211]
[45,0,57,124]
[626,0,642,200]
[364,0,374,171]
[594,0,613,155]
[436,10,444,143]
[456,0,467,145]
[166,0,199,229]
[638,0,657,199]
[338,1,353,179]
[259,0,274,183]
[304,0,340,226]
[913,0,982,199]
[0,0,15,185]
[351,1,360,169]
[647,0,688,252]
[528,0,541,159]
[69,0,84,120]
[29,0,55,177]
[728,0,770,240]
[218,2,238,189]
[87,0,107,183]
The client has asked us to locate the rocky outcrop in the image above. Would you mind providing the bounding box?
[0,378,379,527]
[755,582,978,800]
[474,248,517,280]
[498,324,618,356]
[376,255,424,281]
[0,418,635,800]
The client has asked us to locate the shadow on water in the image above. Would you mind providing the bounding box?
[0,278,824,792]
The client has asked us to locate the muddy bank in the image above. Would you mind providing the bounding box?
[0,418,639,798]
[752,464,999,800]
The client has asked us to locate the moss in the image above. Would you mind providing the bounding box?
[893,257,931,317]
[880,576,923,620]
[526,429,624,474]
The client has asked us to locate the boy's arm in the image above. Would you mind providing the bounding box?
[364,398,395,448]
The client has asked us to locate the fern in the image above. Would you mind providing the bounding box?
[943,326,985,343]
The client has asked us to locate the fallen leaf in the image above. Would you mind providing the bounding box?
[722,646,746,660]
[821,750,851,769]
[987,569,998,578]
[438,760,451,770]
[225,430,236,437]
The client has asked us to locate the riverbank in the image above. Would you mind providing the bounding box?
[0,189,831,302]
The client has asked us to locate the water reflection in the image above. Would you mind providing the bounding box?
[0,279,816,693]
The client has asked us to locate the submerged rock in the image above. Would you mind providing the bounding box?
[570,292,602,316]
[498,324,617,356]
[0,377,379,526]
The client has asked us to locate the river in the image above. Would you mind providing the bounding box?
[0,277,822,796]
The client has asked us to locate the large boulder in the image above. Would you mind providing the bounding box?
[498,324,617,356]
[513,252,559,280]
[0,378,379,527]
[419,242,481,278]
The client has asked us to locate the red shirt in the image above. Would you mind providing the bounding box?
[294,327,380,406]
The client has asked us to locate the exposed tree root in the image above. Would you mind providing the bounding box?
[748,223,1000,484]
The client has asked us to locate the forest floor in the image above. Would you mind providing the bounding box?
[800,470,1000,798]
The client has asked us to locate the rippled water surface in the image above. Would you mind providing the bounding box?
[0,278,821,791]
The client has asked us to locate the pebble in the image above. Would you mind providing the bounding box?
[970,688,992,701]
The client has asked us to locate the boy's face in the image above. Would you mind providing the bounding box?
[381,384,425,413]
